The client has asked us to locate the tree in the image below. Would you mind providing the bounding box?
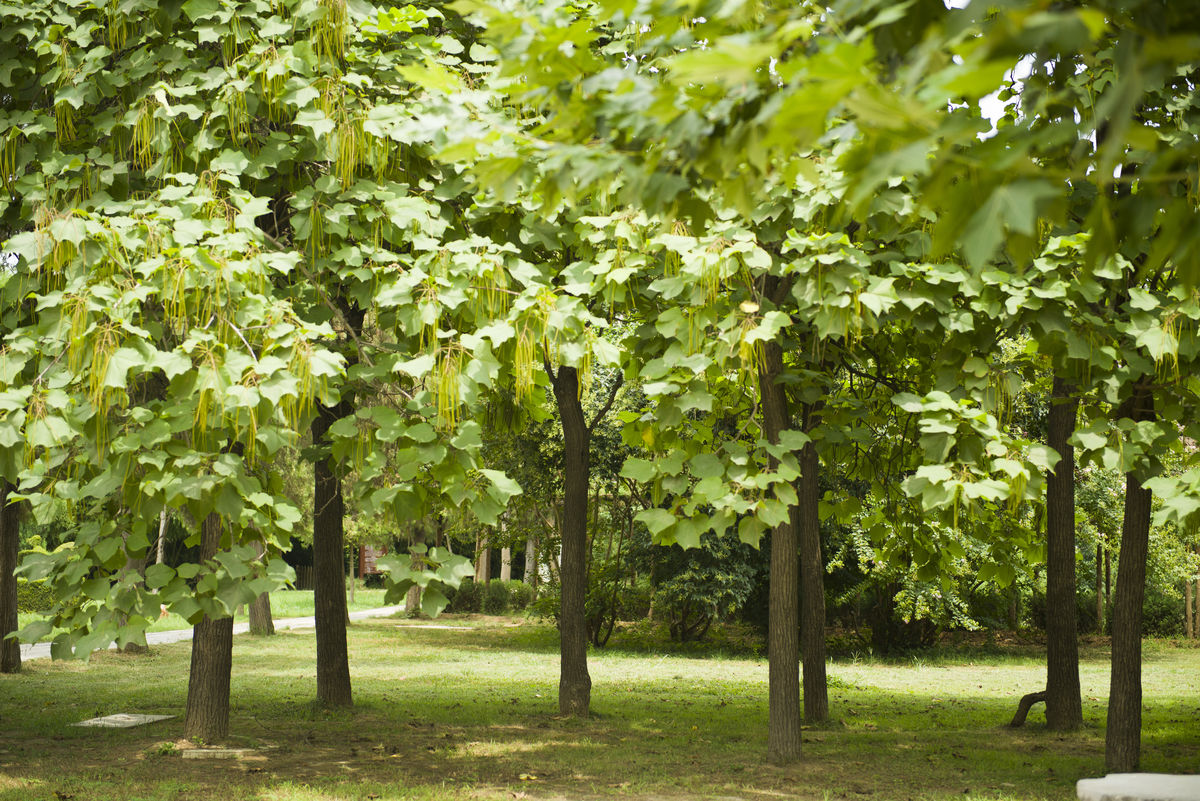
[184,514,234,741]
[1044,378,1082,729]
[0,483,20,673]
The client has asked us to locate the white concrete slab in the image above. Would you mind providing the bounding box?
[180,747,255,759]
[72,713,175,728]
[1078,774,1200,801]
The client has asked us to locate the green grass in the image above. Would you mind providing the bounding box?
[17,585,393,639]
[1,620,1198,801]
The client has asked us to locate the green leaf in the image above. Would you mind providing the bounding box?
[144,563,175,590]
[962,180,1059,267]
[182,0,220,20]
[1137,325,1178,363]
[294,108,336,139]
[103,348,143,389]
[17,619,53,644]
[620,457,656,483]
[480,468,522,501]
[421,586,449,617]
[636,508,675,536]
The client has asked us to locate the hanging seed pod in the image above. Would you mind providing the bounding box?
[87,322,121,414]
[513,323,536,402]
[131,98,162,171]
[316,0,347,63]
[106,0,127,49]
[334,115,364,188]
[226,85,250,146]
[55,101,77,144]
[435,344,463,429]
[0,130,19,192]
[64,294,89,373]
[307,199,326,261]
[260,47,287,123]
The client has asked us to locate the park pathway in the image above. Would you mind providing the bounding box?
[18,605,405,661]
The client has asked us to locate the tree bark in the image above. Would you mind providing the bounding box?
[184,513,234,741]
[1193,572,1199,639]
[248,542,274,636]
[759,341,801,764]
[156,509,168,565]
[404,558,422,616]
[0,483,21,674]
[525,536,538,589]
[1187,578,1194,640]
[500,546,512,582]
[1008,690,1048,727]
[797,410,828,723]
[549,364,591,717]
[312,402,353,708]
[1045,377,1082,730]
[475,541,491,584]
[1097,543,1105,635]
[1105,383,1155,773]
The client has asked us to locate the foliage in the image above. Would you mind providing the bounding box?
[444,578,483,614]
[16,577,54,613]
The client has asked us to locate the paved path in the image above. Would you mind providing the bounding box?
[19,605,404,661]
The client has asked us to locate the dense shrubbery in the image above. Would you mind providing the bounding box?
[444,580,533,614]
[17,579,54,612]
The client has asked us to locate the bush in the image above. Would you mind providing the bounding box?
[17,579,54,612]
[483,581,509,614]
[445,579,483,613]
[504,580,534,611]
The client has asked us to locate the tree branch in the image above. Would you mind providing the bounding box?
[587,372,624,433]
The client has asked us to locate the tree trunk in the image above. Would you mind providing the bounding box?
[1192,550,1199,639]
[759,341,801,764]
[797,410,828,723]
[312,403,353,708]
[156,509,167,565]
[1097,543,1105,635]
[1105,546,1111,612]
[405,549,423,617]
[0,483,21,674]
[500,547,512,582]
[1008,690,1048,727]
[525,536,538,589]
[1187,578,1194,640]
[1045,377,1082,730]
[549,364,591,717]
[1193,572,1199,639]
[248,542,274,636]
[475,542,491,584]
[184,513,234,741]
[1105,384,1155,773]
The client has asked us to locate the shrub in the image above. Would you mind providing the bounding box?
[445,579,483,613]
[483,581,509,614]
[504,580,534,611]
[17,579,54,612]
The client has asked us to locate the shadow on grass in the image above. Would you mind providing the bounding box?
[1,619,1198,801]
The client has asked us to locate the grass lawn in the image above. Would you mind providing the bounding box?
[17,586,393,639]
[1,618,1198,801]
